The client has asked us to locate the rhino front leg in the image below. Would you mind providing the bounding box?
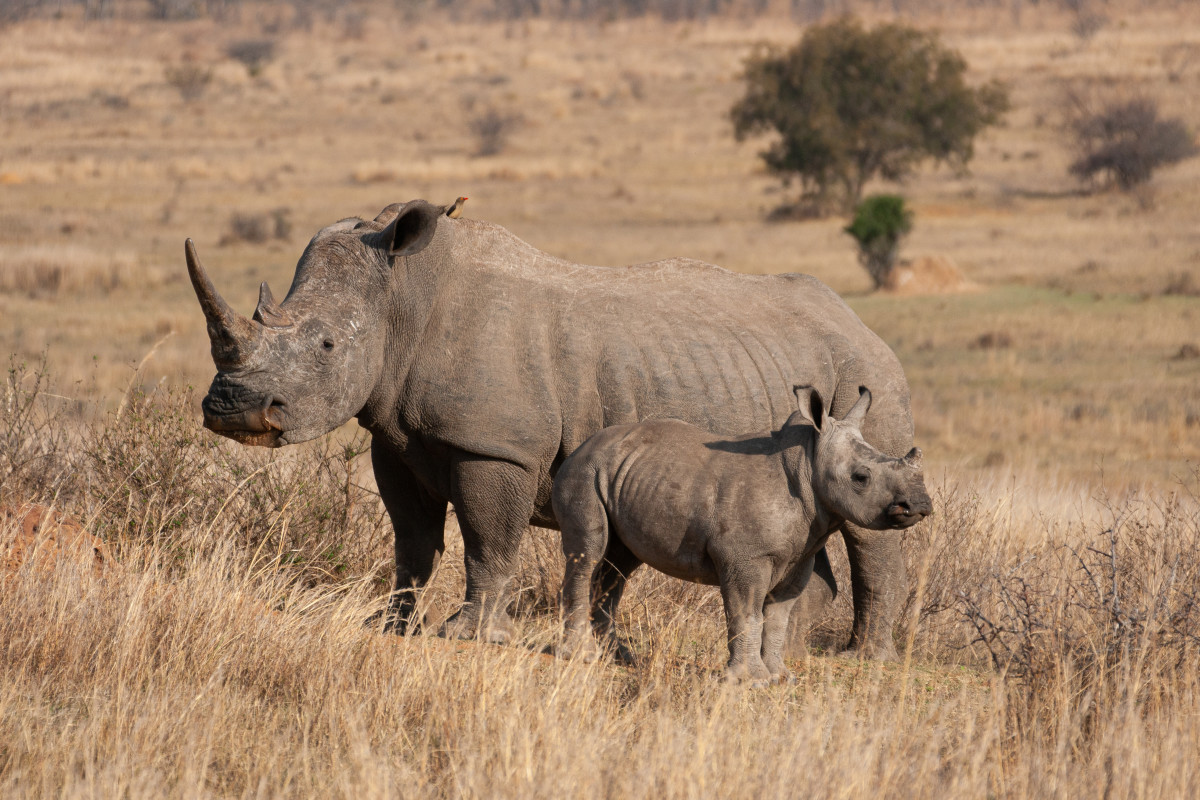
[370,441,447,635]
[441,455,536,645]
[841,522,906,661]
[718,561,772,686]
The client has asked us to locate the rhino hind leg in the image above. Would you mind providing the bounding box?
[368,444,447,636]
[760,557,815,683]
[840,522,905,661]
[784,546,837,658]
[439,456,536,645]
[589,539,642,666]
[556,481,610,662]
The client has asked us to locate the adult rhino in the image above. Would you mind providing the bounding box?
[185,199,915,659]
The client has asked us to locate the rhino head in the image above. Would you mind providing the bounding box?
[186,199,447,447]
[789,385,932,530]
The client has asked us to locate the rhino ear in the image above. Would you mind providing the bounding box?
[793,385,826,432]
[841,386,872,430]
[903,447,923,470]
[386,200,442,258]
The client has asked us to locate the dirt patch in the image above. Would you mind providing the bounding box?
[882,255,978,296]
[1,504,111,579]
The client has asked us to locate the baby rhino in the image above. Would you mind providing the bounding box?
[553,386,931,684]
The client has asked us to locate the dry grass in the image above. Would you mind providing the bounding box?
[3,372,1200,798]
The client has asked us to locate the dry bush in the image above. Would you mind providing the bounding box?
[220,208,292,244]
[163,60,213,103]
[83,387,389,585]
[224,38,276,76]
[1163,270,1200,297]
[0,245,150,297]
[1065,92,1199,191]
[1064,0,1107,42]
[960,488,1200,684]
[0,357,76,502]
[468,107,522,157]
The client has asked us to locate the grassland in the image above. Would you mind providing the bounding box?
[2,2,1200,797]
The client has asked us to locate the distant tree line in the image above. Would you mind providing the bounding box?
[1,0,1196,25]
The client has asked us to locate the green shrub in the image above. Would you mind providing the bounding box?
[844,194,912,289]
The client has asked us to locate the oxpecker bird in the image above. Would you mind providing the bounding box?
[445,196,468,218]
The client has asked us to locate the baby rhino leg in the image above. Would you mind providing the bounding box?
[554,475,608,662]
[719,560,773,686]
[590,538,642,665]
[760,558,814,683]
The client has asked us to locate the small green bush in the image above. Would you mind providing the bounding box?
[844,194,913,289]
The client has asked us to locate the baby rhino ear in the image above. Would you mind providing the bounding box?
[793,385,826,432]
[841,386,872,430]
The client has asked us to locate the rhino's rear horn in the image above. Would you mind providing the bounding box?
[253,282,293,328]
[185,239,260,365]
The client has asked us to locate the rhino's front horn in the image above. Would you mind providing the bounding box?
[253,282,293,328]
[185,239,260,366]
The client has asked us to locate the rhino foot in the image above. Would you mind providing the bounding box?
[763,659,794,685]
[440,607,515,645]
[723,661,773,687]
[363,606,420,636]
[556,630,602,662]
[604,634,638,667]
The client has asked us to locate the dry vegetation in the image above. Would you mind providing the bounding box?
[4,362,1200,797]
[2,1,1200,796]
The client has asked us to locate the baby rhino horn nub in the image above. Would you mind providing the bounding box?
[253,282,292,328]
[185,239,259,367]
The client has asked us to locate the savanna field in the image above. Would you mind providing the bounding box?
[2,0,1200,796]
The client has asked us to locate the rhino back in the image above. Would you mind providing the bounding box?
[394,219,910,515]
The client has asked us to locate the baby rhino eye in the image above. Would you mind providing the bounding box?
[851,471,870,487]
[322,338,335,351]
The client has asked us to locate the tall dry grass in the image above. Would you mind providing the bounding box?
[3,362,1200,797]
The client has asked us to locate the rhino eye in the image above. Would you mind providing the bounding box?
[322,338,335,351]
[851,471,870,487]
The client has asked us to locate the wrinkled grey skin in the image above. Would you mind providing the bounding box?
[185,199,918,657]
[553,386,931,684]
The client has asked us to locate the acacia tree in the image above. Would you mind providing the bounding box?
[731,17,1008,213]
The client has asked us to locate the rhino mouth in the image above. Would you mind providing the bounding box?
[202,392,289,448]
[886,500,931,529]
